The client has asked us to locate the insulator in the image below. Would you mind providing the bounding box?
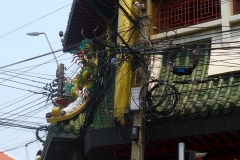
[51,88,58,93]
[50,93,58,98]
[52,83,58,87]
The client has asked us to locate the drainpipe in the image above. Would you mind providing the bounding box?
[179,142,185,160]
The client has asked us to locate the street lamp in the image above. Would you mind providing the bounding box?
[26,32,59,68]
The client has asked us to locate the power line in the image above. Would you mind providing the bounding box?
[0,48,63,69]
[0,77,44,89]
[0,111,45,120]
[0,40,84,72]
[0,3,72,39]
[0,102,51,133]
[0,56,73,74]
[0,135,46,153]
[0,97,46,118]
[0,92,33,107]
[0,72,47,84]
[0,70,54,81]
[0,83,46,94]
[1,68,55,77]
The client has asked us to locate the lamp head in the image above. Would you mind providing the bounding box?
[189,150,208,160]
[59,31,64,37]
[26,32,41,36]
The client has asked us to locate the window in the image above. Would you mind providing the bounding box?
[158,0,221,32]
[233,0,240,15]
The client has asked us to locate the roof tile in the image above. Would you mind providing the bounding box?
[159,45,240,118]
[0,152,17,160]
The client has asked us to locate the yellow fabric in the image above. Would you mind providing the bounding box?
[114,61,133,125]
[114,0,134,125]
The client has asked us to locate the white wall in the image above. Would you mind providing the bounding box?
[150,0,240,77]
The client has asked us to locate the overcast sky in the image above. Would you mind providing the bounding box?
[0,1,73,159]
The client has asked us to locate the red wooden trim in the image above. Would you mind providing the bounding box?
[158,0,221,32]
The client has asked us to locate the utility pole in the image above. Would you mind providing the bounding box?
[57,63,64,99]
[131,1,152,160]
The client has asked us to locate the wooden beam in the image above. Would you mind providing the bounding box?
[91,38,116,48]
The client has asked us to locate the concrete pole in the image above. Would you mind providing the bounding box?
[178,143,185,160]
[57,63,64,99]
[130,0,152,160]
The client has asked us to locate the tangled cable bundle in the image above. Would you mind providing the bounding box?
[144,79,179,117]
[35,125,48,143]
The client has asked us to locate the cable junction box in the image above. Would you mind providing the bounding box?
[130,87,141,110]
[131,126,140,142]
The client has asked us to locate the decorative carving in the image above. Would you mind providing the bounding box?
[46,38,97,123]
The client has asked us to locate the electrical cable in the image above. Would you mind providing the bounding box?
[0,96,48,120]
[0,48,64,70]
[0,53,69,115]
[0,92,35,108]
[0,138,38,151]
[0,72,47,84]
[33,130,41,149]
[0,68,55,77]
[0,52,67,86]
[25,144,30,160]
[35,126,48,143]
[0,118,45,126]
[3,100,50,120]
[0,69,54,80]
[0,83,47,94]
[0,1,136,146]
[0,3,73,39]
[0,102,51,134]
[0,42,124,130]
[0,134,47,153]
[0,56,72,75]
[1,0,240,156]
[0,77,44,89]
[0,133,27,148]
[73,47,138,149]
[0,39,82,72]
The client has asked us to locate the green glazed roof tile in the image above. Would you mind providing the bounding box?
[222,107,232,114]
[158,44,240,119]
[49,109,87,134]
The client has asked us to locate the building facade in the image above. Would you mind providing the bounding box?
[38,0,240,160]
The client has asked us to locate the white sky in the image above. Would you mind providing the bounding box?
[0,1,73,160]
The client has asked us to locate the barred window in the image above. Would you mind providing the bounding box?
[158,0,221,32]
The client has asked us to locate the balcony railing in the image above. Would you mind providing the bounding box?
[158,0,221,32]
